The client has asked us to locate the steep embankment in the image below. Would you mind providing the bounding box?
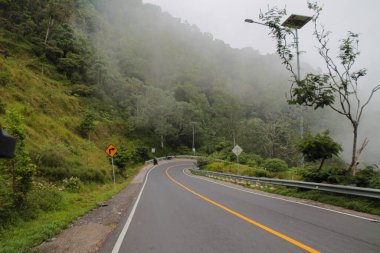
[0,29,115,177]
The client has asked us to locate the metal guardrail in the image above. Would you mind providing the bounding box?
[190,169,380,199]
[145,155,198,164]
[145,155,223,164]
[144,156,380,199]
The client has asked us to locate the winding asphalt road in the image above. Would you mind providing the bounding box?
[101,160,380,253]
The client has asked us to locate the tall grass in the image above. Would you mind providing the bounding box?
[0,165,142,253]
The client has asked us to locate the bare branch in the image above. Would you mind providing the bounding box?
[358,84,380,121]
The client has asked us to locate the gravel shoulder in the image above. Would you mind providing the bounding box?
[35,164,153,253]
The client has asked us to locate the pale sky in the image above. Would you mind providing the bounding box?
[143,0,380,89]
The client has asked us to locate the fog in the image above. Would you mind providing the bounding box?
[144,0,380,164]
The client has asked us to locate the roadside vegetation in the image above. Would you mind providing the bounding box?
[195,156,380,216]
[0,164,141,253]
[261,187,380,216]
[197,155,380,189]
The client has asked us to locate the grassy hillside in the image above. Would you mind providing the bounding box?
[0,28,114,174]
[0,28,149,253]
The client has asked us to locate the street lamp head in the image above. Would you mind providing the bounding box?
[244,19,268,27]
[282,14,312,29]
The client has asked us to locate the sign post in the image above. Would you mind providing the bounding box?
[111,156,115,184]
[105,144,118,185]
[232,145,243,175]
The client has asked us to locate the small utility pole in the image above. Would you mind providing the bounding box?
[190,122,197,156]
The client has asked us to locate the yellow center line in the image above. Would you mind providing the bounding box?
[165,166,320,253]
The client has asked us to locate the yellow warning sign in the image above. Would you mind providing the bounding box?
[105,144,118,157]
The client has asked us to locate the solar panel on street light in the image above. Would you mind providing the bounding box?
[282,14,312,29]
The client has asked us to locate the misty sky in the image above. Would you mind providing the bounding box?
[144,0,379,89]
[143,0,380,163]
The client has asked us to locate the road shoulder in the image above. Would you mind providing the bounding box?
[35,164,152,253]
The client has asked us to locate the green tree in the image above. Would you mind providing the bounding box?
[259,2,380,175]
[78,112,96,138]
[112,148,129,175]
[43,0,75,45]
[1,110,36,208]
[297,131,342,170]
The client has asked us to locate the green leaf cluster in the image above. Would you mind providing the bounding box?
[297,131,342,170]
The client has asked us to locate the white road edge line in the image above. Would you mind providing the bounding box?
[183,169,379,222]
[111,162,194,253]
[111,165,155,253]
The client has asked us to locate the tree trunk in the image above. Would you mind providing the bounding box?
[44,17,53,45]
[319,158,326,171]
[348,124,358,175]
[42,17,53,76]
[351,137,369,176]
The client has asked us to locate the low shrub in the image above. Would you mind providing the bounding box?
[0,70,10,86]
[243,167,271,178]
[300,165,349,184]
[300,165,326,182]
[70,84,96,97]
[31,143,73,171]
[206,162,225,172]
[246,159,258,167]
[262,158,288,172]
[36,148,68,168]
[0,177,14,228]
[38,166,107,183]
[0,101,6,114]
[354,165,379,188]
[63,177,82,193]
[176,145,192,155]
[197,157,213,169]
[275,171,295,180]
[77,168,107,183]
[134,147,149,163]
[238,153,263,167]
[369,174,380,189]
[38,167,71,181]
[78,112,96,138]
[112,147,130,173]
[27,182,63,211]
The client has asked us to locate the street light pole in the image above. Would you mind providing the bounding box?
[282,15,312,167]
[294,28,305,166]
[245,14,312,167]
[295,28,301,83]
[192,124,195,155]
